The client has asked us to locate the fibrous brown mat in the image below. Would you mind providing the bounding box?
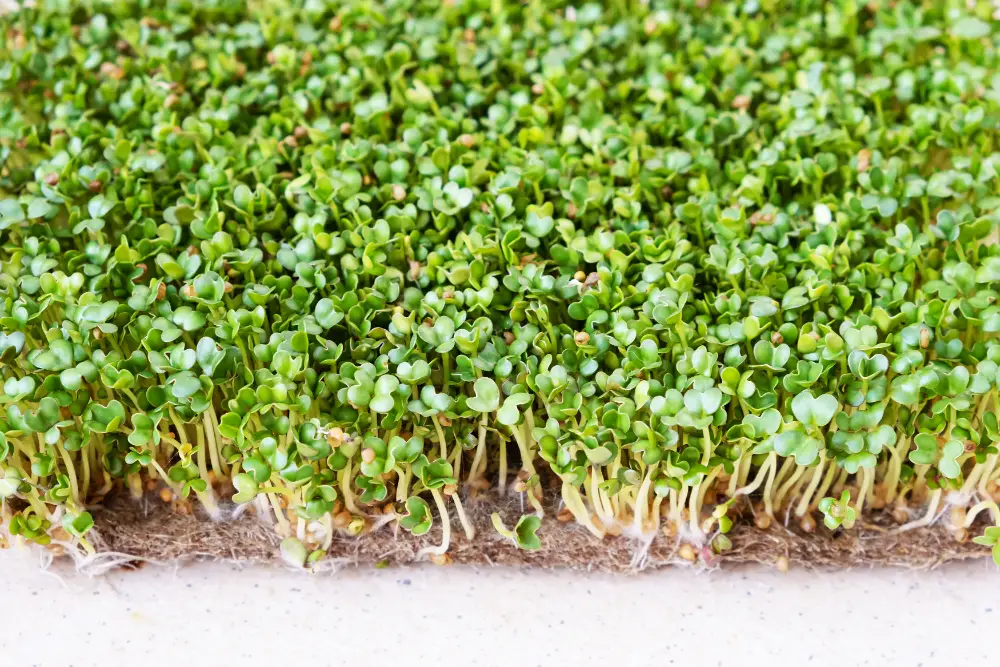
[86,491,987,571]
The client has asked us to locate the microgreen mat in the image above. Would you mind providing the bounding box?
[1,0,1000,569]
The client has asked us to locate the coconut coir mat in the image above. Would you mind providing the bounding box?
[86,491,987,572]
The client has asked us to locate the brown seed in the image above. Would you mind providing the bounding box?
[159,488,173,503]
[140,17,161,29]
[99,62,124,79]
[293,126,308,141]
[770,331,783,345]
[340,122,352,135]
[755,513,772,530]
[266,51,276,65]
[678,543,697,562]
[463,28,475,43]
[43,173,59,186]
[604,522,621,537]
[566,202,578,218]
[513,480,527,493]
[557,507,574,522]
[531,82,544,95]
[361,448,376,464]
[857,148,872,173]
[438,415,452,427]
[584,272,600,288]
[574,331,590,345]
[234,62,247,78]
[955,527,969,543]
[329,16,342,31]
[573,270,586,282]
[799,513,816,533]
[503,332,515,345]
[732,94,752,111]
[223,281,233,294]
[892,506,909,524]
[333,511,351,529]
[443,483,458,496]
[187,245,199,256]
[392,184,406,201]
[182,284,196,298]
[644,17,657,35]
[430,553,453,566]
[408,260,422,280]
[662,521,677,538]
[156,282,167,301]
[161,92,177,108]
[950,506,967,528]
[348,517,366,536]
[458,134,475,148]
[327,427,344,447]
[88,179,103,193]
[776,555,789,572]
[93,328,104,340]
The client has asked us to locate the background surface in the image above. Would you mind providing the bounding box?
[1,550,995,667]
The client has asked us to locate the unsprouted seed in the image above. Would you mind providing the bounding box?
[1,0,1000,568]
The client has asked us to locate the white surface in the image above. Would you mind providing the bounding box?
[2,550,997,667]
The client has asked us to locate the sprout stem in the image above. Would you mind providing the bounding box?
[963,500,1000,528]
[434,419,448,461]
[632,463,658,534]
[266,492,291,532]
[339,460,363,515]
[418,488,451,557]
[510,424,538,477]
[795,452,826,517]
[469,414,488,482]
[811,459,841,511]
[80,445,91,502]
[734,451,775,497]
[761,453,778,518]
[895,488,942,533]
[561,482,606,539]
[204,410,227,478]
[55,442,81,507]
[451,492,475,540]
[853,467,873,515]
[395,466,410,502]
[498,438,507,494]
[884,436,909,505]
[979,455,999,498]
[774,464,806,514]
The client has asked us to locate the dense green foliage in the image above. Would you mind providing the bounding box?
[2,0,1000,565]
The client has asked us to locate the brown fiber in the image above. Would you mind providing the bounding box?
[87,490,987,572]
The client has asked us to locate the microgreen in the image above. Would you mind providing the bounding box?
[0,0,998,568]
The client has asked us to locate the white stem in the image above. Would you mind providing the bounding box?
[795,452,826,517]
[418,488,452,558]
[895,489,943,533]
[734,452,775,497]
